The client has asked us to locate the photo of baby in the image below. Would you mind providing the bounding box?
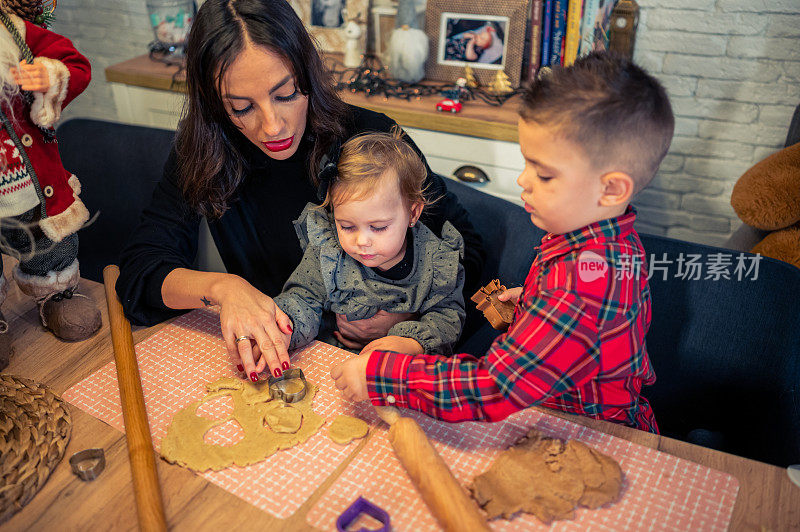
[439,14,508,68]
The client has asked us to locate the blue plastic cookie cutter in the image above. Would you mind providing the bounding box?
[336,496,390,532]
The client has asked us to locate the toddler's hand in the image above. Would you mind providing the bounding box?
[359,335,423,357]
[330,353,370,402]
[11,60,50,93]
[497,286,523,304]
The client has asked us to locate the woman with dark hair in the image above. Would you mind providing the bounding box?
[117,0,484,383]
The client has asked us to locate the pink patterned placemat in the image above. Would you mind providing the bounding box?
[63,308,380,519]
[64,309,738,530]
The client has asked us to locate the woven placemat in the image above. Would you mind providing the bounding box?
[0,374,72,524]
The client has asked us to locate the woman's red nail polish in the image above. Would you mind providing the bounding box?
[288,324,293,332]
[237,364,244,372]
[250,372,258,382]
[274,368,282,378]
[282,361,290,370]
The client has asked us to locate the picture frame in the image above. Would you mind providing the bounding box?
[290,0,369,54]
[424,0,530,87]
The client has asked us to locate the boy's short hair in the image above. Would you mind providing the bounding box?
[520,52,674,192]
[324,127,429,209]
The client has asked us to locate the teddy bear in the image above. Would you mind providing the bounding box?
[0,0,101,370]
[730,141,800,269]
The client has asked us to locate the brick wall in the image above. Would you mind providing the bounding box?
[631,0,800,245]
[51,0,800,246]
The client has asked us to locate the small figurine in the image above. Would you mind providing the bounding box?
[487,70,514,96]
[387,0,428,83]
[342,16,364,68]
[464,65,479,89]
[471,279,516,331]
[436,77,467,113]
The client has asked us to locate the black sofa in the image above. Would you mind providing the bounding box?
[58,118,800,467]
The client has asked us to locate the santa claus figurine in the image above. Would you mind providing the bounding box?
[0,0,99,369]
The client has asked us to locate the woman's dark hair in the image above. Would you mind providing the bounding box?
[177,0,349,218]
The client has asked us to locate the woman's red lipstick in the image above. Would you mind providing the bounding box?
[263,135,294,152]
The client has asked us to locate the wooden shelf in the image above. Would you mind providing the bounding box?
[105,54,521,142]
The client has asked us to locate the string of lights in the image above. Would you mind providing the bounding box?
[325,54,524,107]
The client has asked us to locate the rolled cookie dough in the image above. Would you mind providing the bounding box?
[469,428,623,523]
[161,376,323,471]
[328,415,369,444]
[265,405,303,433]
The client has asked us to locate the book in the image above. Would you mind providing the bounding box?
[578,0,600,56]
[563,0,584,65]
[592,0,618,53]
[528,0,545,77]
[540,0,554,67]
[549,0,567,66]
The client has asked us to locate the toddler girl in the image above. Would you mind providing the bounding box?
[274,129,465,355]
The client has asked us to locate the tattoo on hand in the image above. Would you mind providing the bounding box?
[201,296,212,306]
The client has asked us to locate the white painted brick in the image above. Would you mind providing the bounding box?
[670,136,755,160]
[665,227,732,247]
[684,157,752,180]
[758,105,796,128]
[633,221,667,236]
[650,174,727,195]
[682,193,737,217]
[696,79,800,106]
[674,117,699,136]
[635,206,732,234]
[638,31,727,56]
[643,10,769,35]
[727,37,800,61]
[718,0,800,14]
[688,213,732,234]
[766,14,800,37]
[659,154,684,173]
[637,0,715,9]
[670,97,759,123]
[632,50,665,74]
[656,74,697,97]
[779,60,800,81]
[662,55,782,82]
[697,119,787,146]
[753,146,781,162]
[633,189,682,209]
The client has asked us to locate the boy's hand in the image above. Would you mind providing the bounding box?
[11,60,50,93]
[497,286,523,304]
[330,353,370,402]
[359,335,423,357]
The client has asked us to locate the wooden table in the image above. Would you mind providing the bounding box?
[2,255,798,530]
[105,54,522,143]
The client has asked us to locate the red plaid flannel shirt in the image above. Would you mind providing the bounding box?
[366,207,659,432]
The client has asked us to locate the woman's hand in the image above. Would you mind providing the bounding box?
[213,274,293,382]
[496,286,523,305]
[333,310,416,349]
[359,335,423,357]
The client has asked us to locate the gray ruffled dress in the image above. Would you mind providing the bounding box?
[274,203,466,354]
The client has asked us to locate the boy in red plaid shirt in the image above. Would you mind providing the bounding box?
[331,52,674,432]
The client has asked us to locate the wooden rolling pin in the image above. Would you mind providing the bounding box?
[103,265,168,532]
[374,406,489,531]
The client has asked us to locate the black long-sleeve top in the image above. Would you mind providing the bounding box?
[117,105,485,326]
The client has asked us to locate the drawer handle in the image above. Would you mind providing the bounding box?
[454,165,490,183]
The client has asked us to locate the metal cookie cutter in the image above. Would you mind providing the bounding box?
[336,496,390,532]
[69,448,106,481]
[268,367,308,403]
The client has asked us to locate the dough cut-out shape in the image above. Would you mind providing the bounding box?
[265,405,303,434]
[328,415,369,444]
[469,428,623,524]
[161,376,323,471]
